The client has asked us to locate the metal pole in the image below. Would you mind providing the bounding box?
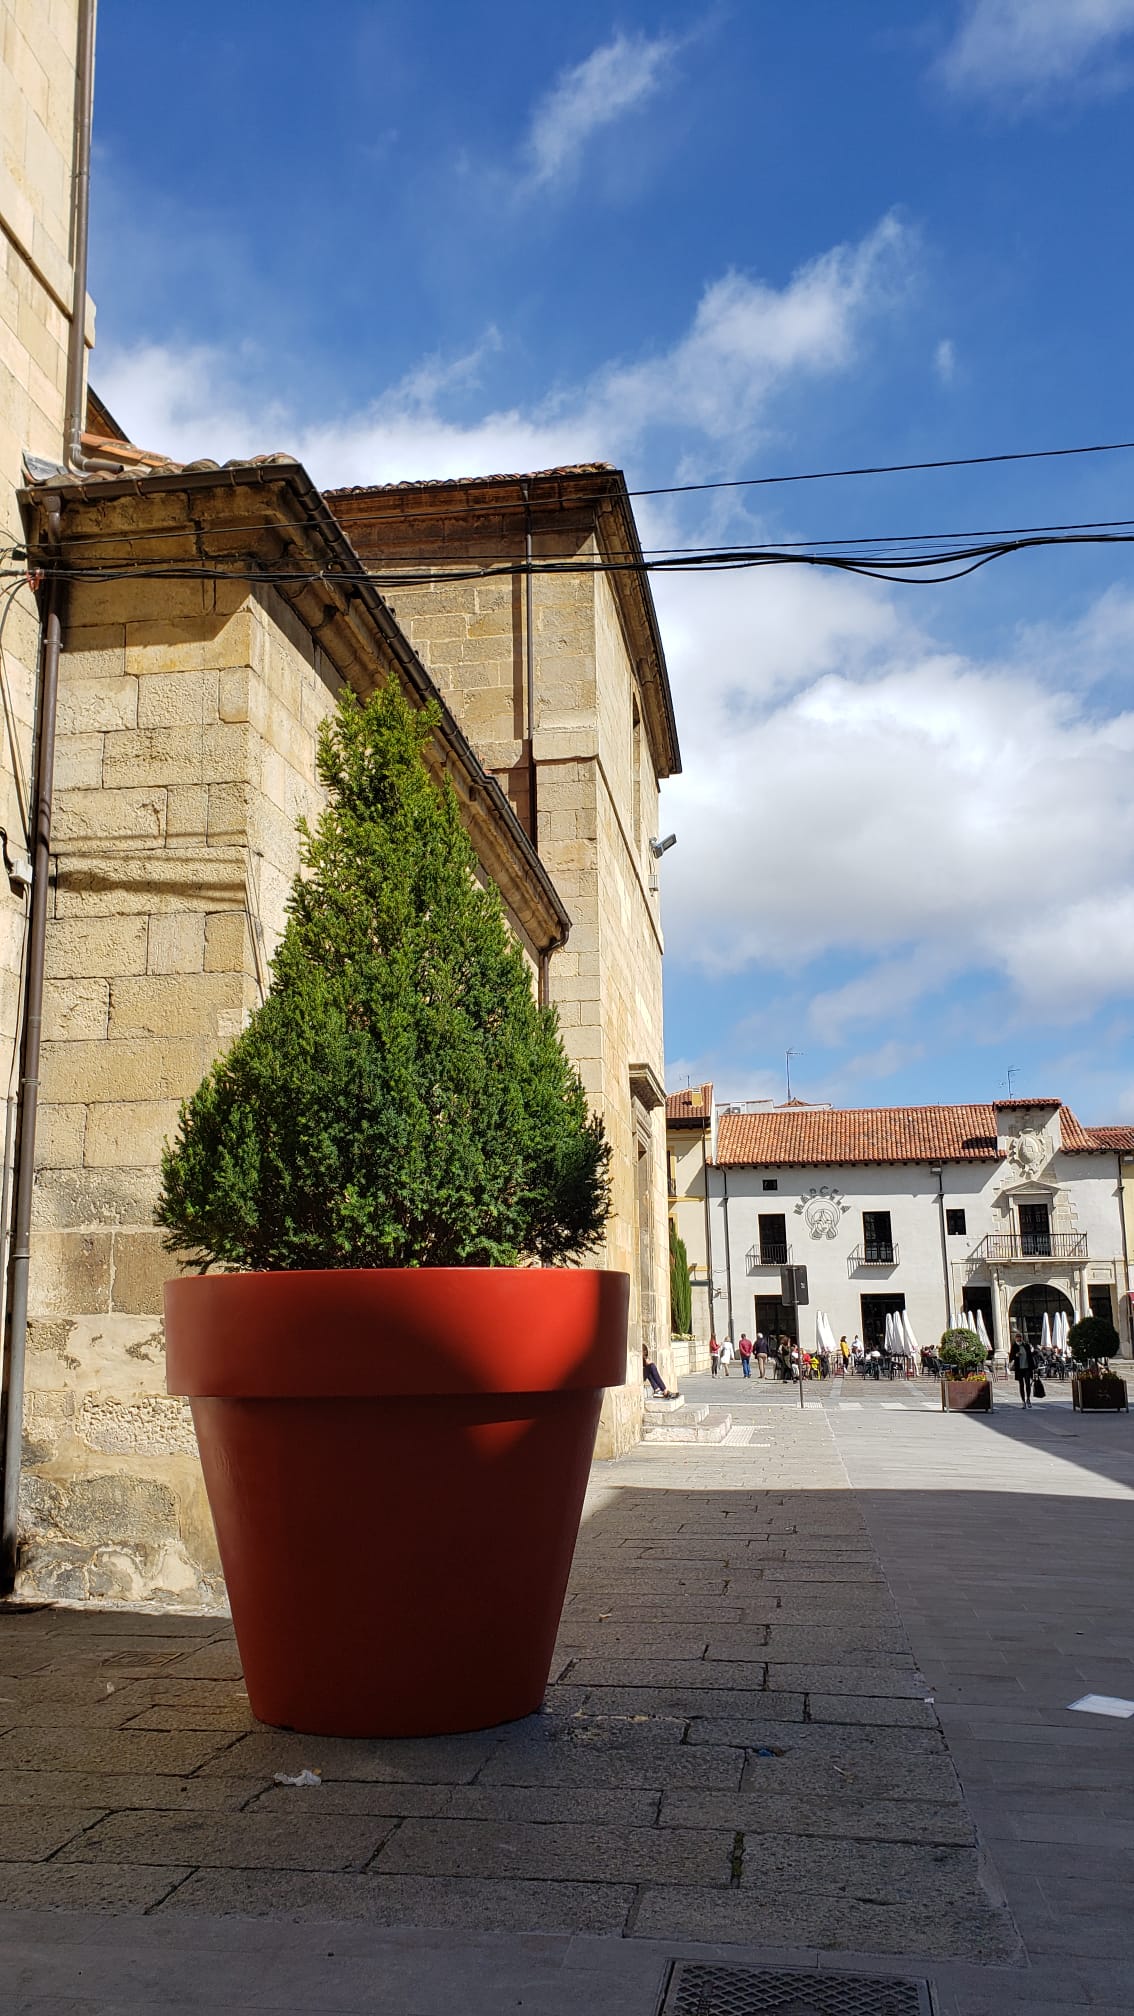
[720,1166,735,1347]
[64,0,97,470]
[700,1106,714,1346]
[0,566,63,1590]
[521,481,538,849]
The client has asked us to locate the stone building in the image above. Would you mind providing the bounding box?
[709,1097,1132,1360]
[0,0,94,1208]
[0,7,681,1604]
[665,1084,714,1351]
[328,472,681,1455]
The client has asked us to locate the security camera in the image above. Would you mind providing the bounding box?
[649,834,677,859]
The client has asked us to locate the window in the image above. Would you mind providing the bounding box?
[862,1210,894,1264]
[946,1209,967,1236]
[1088,1285,1114,1328]
[762,1178,778,1192]
[758,1213,788,1265]
[666,1150,677,1199]
[1018,1201,1051,1257]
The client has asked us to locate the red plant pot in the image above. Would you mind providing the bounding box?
[165,1268,628,1737]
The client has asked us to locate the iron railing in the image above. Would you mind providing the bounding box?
[745,1241,791,1271]
[848,1242,899,1271]
[971,1231,1087,1262]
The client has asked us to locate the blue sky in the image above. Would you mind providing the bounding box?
[88,1,1134,1120]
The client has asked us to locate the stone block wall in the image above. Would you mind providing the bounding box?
[1,0,88,1229]
[20,575,342,1603]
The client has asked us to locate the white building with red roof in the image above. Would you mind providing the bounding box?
[669,1095,1132,1360]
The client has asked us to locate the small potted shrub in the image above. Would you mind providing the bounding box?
[159,683,626,1737]
[1069,1316,1129,1413]
[939,1327,992,1412]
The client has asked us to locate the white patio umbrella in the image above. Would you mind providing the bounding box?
[902,1310,920,1357]
[974,1309,993,1354]
[1040,1311,1052,1356]
[883,1311,895,1352]
[820,1311,838,1354]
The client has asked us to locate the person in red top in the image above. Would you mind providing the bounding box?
[738,1333,754,1378]
[709,1336,720,1378]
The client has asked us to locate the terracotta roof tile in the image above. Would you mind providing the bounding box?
[666,1083,713,1125]
[325,464,616,499]
[1088,1125,1134,1152]
[715,1101,1105,1167]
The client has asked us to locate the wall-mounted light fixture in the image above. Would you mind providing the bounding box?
[649,833,677,859]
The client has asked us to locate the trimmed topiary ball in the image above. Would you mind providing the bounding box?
[938,1326,986,1377]
[1068,1315,1120,1371]
[157,681,611,1271]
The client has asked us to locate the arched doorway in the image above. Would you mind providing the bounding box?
[1009,1283,1074,1348]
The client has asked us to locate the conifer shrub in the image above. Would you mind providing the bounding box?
[1068,1315,1120,1372]
[669,1221,692,1337]
[938,1326,985,1376]
[157,682,611,1270]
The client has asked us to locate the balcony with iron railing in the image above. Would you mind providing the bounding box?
[971,1231,1088,1264]
[745,1241,791,1271]
[847,1241,899,1273]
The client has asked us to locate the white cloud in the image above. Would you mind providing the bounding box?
[934,337,956,383]
[525,30,677,187]
[657,566,1134,1028]
[96,214,913,481]
[941,0,1134,97]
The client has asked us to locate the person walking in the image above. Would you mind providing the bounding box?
[719,1337,733,1377]
[709,1335,720,1378]
[755,1331,769,1378]
[738,1333,753,1378]
[1008,1331,1037,1409]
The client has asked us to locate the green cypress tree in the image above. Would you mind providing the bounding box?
[669,1220,692,1337]
[157,681,611,1270]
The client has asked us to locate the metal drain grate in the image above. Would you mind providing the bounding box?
[662,1961,933,2016]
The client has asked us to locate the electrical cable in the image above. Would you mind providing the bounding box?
[25,524,1134,592]
[19,429,1134,551]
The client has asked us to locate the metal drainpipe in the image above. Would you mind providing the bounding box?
[64,0,97,469]
[933,1165,953,1331]
[521,481,538,849]
[701,1111,715,1341]
[0,0,96,1594]
[1117,1153,1131,1355]
[0,531,65,1591]
[720,1166,735,1343]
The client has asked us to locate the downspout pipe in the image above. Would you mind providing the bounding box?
[720,1165,735,1344]
[701,1111,715,1341]
[0,515,64,1590]
[521,481,538,849]
[64,0,97,470]
[0,0,95,1594]
[932,1164,953,1333]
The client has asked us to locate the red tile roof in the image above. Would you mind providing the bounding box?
[1088,1126,1134,1153]
[326,463,616,498]
[715,1101,1105,1167]
[666,1083,713,1125]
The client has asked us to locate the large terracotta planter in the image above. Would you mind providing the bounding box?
[165,1268,628,1738]
[941,1375,992,1412]
[1072,1374,1129,1413]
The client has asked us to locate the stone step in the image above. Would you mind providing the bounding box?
[643,1410,733,1444]
[642,1394,688,1415]
[643,1398,710,1425]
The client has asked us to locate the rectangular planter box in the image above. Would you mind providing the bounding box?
[941,1376,992,1412]
[1072,1375,1129,1413]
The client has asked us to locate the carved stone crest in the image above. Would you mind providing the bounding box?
[794,1185,849,1241]
[1008,1128,1048,1181]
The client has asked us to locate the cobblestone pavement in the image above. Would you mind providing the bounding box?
[2,1373,1132,2014]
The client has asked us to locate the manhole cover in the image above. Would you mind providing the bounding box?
[662,1961,933,2016]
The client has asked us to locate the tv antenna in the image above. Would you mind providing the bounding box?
[785,1048,800,1101]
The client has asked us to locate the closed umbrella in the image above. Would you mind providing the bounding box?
[821,1311,838,1355]
[1040,1312,1052,1357]
[974,1309,992,1354]
[902,1310,920,1356]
